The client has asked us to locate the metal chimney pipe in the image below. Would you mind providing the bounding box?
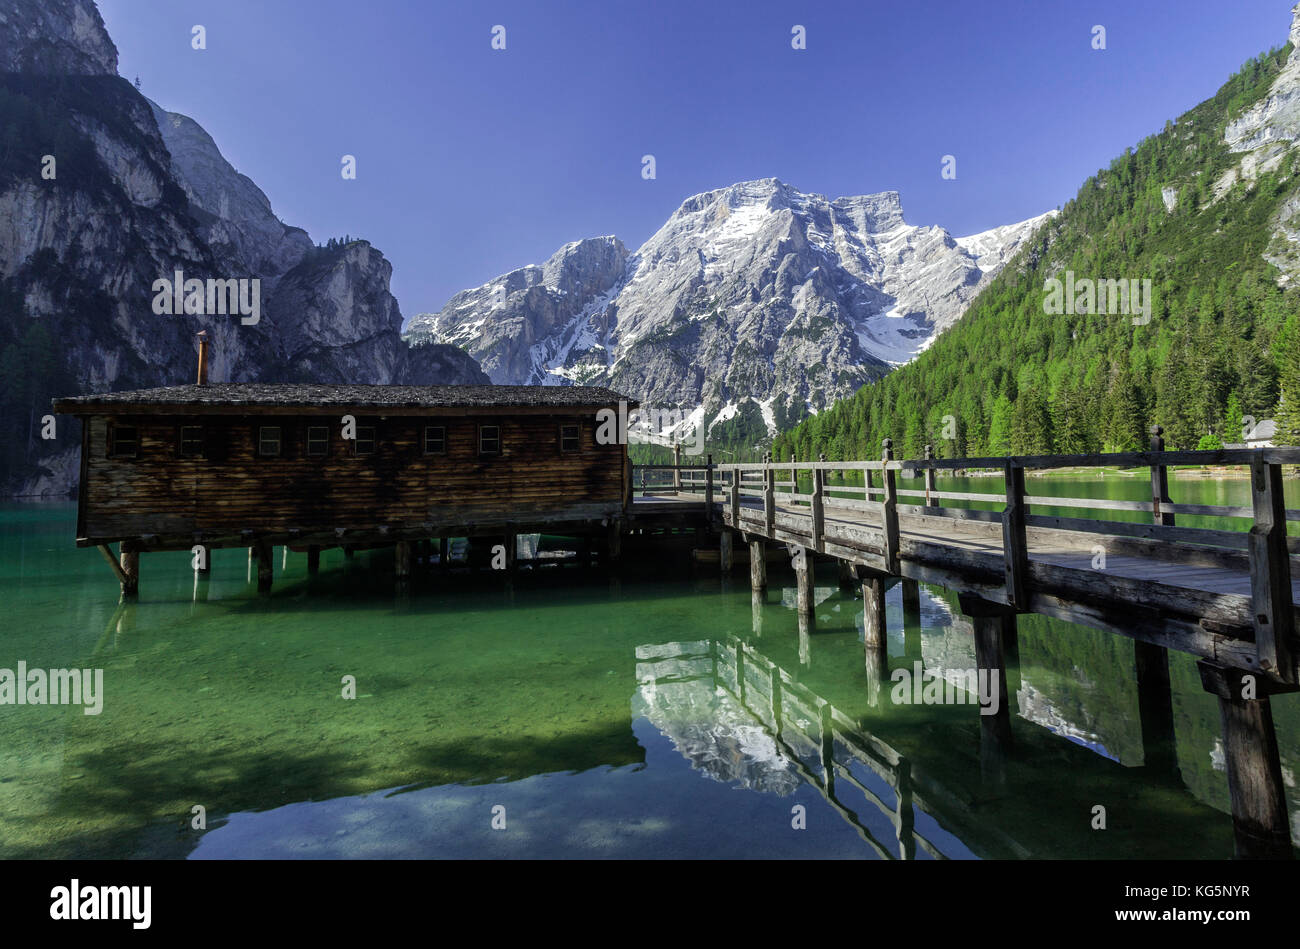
[196,330,209,385]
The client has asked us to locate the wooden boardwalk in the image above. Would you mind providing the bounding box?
[632,433,1300,858]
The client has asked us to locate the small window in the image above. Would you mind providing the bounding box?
[307,426,329,458]
[479,424,501,455]
[110,424,138,458]
[179,425,204,457]
[560,423,580,452]
[424,426,446,455]
[258,426,282,458]
[354,425,376,456]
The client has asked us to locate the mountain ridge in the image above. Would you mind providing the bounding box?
[406,177,1053,442]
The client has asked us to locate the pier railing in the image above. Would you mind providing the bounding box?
[705,437,1300,683]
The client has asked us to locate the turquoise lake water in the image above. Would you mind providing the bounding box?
[0,473,1296,858]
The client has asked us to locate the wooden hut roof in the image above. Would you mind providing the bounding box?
[54,383,638,415]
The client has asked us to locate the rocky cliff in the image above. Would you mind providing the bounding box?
[0,0,487,497]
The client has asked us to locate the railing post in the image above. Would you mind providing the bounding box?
[705,453,714,527]
[924,444,936,508]
[1248,457,1295,683]
[673,443,682,494]
[881,439,899,575]
[1149,425,1174,527]
[1002,461,1029,611]
[789,453,797,503]
[811,452,826,553]
[728,466,740,528]
[764,451,775,536]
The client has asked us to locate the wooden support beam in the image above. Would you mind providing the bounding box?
[795,547,815,621]
[307,546,321,575]
[255,539,273,593]
[97,543,129,587]
[1002,462,1029,611]
[838,558,858,594]
[959,593,1014,779]
[119,542,139,597]
[862,574,888,705]
[1248,458,1295,683]
[900,578,921,656]
[395,540,412,581]
[439,537,450,570]
[1134,640,1178,777]
[862,575,887,647]
[607,519,622,565]
[1198,662,1295,859]
[750,539,766,594]
[880,440,900,575]
[672,444,682,494]
[719,530,733,572]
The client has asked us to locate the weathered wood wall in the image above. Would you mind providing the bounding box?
[81,412,625,542]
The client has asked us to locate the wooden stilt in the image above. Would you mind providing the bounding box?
[749,539,766,593]
[395,541,412,582]
[838,558,856,594]
[1198,662,1295,858]
[720,530,733,572]
[901,577,921,657]
[862,574,888,705]
[439,537,450,571]
[795,547,814,622]
[1134,640,1178,778]
[255,539,273,592]
[607,520,622,565]
[960,593,1013,785]
[751,589,764,638]
[119,542,139,597]
[97,543,129,588]
[307,546,320,575]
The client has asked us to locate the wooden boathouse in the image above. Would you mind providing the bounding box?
[53,370,635,592]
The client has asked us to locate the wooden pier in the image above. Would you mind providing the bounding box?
[635,433,1300,858]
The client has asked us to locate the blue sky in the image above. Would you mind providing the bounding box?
[97,0,1294,325]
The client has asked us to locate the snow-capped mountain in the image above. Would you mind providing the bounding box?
[406,178,1053,438]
